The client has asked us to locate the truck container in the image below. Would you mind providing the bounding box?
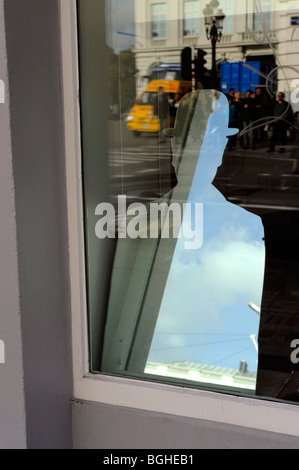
[220,61,277,95]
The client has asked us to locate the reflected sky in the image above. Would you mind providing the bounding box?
[107,0,135,51]
[148,92,265,372]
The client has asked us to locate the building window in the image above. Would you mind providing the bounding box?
[253,0,271,31]
[151,3,167,39]
[219,0,233,34]
[183,1,199,37]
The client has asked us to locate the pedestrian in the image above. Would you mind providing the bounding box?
[153,86,170,142]
[263,92,276,138]
[268,92,276,115]
[267,92,292,153]
[234,91,243,146]
[256,87,275,142]
[170,92,181,125]
[228,88,235,99]
[254,87,266,142]
[241,89,255,150]
[227,95,237,150]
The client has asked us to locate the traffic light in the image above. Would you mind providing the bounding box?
[181,47,192,81]
[194,48,208,83]
[181,47,208,86]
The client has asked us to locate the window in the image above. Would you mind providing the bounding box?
[219,0,233,34]
[253,0,271,31]
[151,3,167,39]
[76,0,299,408]
[138,91,157,105]
[183,1,199,37]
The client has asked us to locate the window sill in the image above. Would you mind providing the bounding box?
[73,371,299,438]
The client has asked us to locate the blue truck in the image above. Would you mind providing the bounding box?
[220,61,277,94]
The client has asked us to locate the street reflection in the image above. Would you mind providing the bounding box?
[102,0,299,403]
[107,84,299,400]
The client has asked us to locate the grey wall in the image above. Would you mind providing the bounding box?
[72,399,299,449]
[2,0,73,449]
[0,0,27,449]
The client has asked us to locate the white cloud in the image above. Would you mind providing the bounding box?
[149,219,265,368]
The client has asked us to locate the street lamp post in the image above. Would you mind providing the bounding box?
[203,1,225,89]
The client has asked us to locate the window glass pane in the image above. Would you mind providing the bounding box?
[151,4,167,38]
[253,12,271,31]
[79,0,299,405]
[219,0,233,34]
[183,1,199,36]
[253,0,271,31]
[152,4,162,13]
[224,16,233,34]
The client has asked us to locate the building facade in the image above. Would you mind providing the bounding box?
[133,0,298,103]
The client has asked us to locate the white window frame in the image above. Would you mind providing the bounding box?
[60,0,299,439]
[219,0,233,35]
[183,1,200,37]
[253,0,272,31]
[151,3,167,39]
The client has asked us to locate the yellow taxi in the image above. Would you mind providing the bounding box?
[126,79,192,136]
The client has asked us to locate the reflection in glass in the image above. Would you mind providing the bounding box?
[82,0,299,404]
[148,94,265,384]
[102,89,265,396]
[183,1,200,37]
